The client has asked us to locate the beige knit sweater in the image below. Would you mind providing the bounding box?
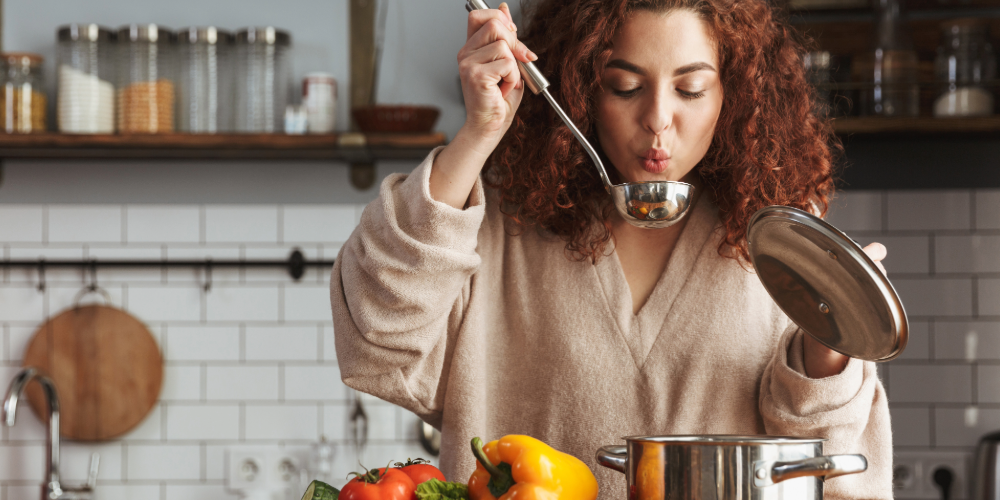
[331,148,892,499]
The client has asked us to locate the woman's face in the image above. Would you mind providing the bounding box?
[596,9,723,184]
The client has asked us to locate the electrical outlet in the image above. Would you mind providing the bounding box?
[269,451,300,486]
[894,451,970,499]
[228,448,271,490]
[894,454,923,498]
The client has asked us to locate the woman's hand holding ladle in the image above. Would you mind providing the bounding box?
[430,3,538,209]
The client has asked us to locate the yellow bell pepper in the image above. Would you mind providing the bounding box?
[467,435,599,500]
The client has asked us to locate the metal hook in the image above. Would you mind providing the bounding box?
[87,259,98,292]
[37,259,46,293]
[203,259,212,293]
[72,260,111,307]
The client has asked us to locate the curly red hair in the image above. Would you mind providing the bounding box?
[485,0,839,262]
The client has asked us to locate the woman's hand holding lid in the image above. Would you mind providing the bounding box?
[802,242,888,379]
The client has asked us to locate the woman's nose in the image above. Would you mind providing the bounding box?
[642,91,673,135]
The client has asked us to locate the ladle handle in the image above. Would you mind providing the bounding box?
[465,0,549,95]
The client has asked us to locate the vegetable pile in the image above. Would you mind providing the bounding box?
[298,434,598,500]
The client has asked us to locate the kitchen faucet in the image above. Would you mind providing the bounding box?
[3,367,99,500]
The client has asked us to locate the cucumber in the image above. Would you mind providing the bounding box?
[301,480,339,500]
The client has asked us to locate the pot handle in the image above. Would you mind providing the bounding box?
[753,454,867,487]
[596,445,627,473]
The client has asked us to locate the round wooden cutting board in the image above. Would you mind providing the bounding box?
[23,304,163,441]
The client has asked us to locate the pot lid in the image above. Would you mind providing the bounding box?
[747,206,908,362]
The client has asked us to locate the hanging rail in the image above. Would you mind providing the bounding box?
[2,249,334,292]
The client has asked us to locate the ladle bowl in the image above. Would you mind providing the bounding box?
[612,181,694,229]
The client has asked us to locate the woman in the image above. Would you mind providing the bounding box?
[331,0,892,498]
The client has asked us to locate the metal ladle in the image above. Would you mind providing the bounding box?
[465,0,694,229]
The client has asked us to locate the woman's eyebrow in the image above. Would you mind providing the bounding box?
[606,59,717,77]
[674,61,716,76]
[606,59,646,76]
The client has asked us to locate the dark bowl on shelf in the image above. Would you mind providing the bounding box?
[352,105,440,133]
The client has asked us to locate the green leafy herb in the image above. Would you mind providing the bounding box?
[415,478,470,500]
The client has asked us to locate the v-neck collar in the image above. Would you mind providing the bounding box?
[593,194,719,370]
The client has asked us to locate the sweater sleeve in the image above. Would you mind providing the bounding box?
[759,326,893,500]
[330,147,486,428]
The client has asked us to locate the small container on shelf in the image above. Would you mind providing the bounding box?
[934,19,997,118]
[853,0,920,117]
[117,24,177,134]
[177,27,234,133]
[234,27,291,133]
[0,53,47,133]
[57,24,116,134]
[302,72,336,133]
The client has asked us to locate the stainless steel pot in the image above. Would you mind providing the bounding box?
[596,436,867,500]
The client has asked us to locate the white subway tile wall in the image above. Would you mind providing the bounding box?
[828,189,1000,499]
[0,191,996,499]
[0,203,435,500]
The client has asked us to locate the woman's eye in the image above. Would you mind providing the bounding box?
[678,89,706,100]
[612,87,641,98]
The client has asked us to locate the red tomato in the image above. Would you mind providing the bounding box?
[397,462,446,485]
[340,467,415,500]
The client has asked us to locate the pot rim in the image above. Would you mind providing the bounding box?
[621,435,826,445]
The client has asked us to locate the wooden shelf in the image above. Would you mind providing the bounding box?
[0,132,446,161]
[834,116,1000,134]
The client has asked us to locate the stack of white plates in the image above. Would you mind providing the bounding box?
[58,65,115,133]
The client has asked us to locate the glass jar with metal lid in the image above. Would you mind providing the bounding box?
[0,53,46,133]
[934,19,997,117]
[117,24,176,133]
[234,27,291,133]
[57,24,115,134]
[178,27,233,133]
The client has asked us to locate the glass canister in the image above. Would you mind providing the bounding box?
[933,19,996,117]
[234,27,291,133]
[57,24,115,134]
[852,0,920,116]
[177,27,233,133]
[0,53,47,133]
[117,24,176,133]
